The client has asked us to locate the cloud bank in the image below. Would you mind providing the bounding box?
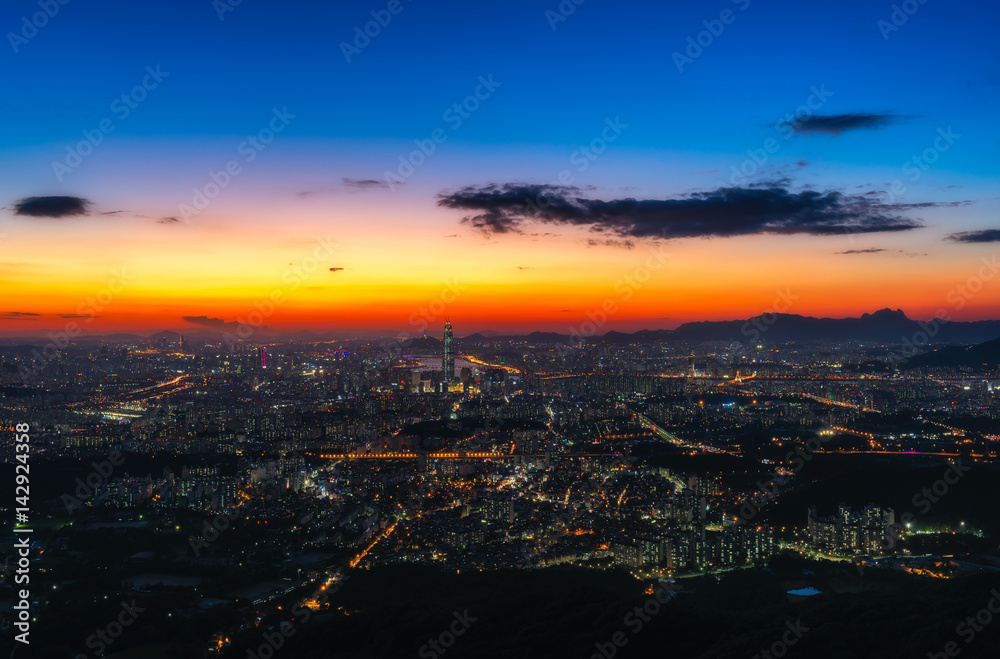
[438,183,927,240]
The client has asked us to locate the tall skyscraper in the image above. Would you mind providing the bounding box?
[443,319,454,386]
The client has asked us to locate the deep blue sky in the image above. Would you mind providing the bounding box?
[2,0,999,331]
[4,0,998,155]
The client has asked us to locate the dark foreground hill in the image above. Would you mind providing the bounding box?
[218,562,1000,659]
[903,336,1000,370]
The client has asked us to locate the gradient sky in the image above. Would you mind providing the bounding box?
[2,0,999,335]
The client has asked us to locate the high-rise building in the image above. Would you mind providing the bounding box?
[443,318,454,386]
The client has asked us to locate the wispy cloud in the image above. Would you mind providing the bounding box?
[297,177,399,197]
[341,177,393,190]
[784,112,907,136]
[945,229,1000,243]
[587,238,635,249]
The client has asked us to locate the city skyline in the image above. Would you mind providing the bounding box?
[3,3,1000,656]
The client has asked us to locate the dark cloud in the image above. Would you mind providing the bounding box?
[13,195,90,218]
[0,311,40,320]
[838,248,887,254]
[158,216,182,224]
[785,112,905,135]
[182,316,265,333]
[945,229,1000,243]
[329,267,345,272]
[516,266,534,270]
[443,234,461,238]
[438,183,926,240]
[182,316,230,328]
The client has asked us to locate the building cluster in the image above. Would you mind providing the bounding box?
[0,319,993,655]
[807,503,896,555]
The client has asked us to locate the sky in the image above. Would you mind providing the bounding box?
[1,0,999,335]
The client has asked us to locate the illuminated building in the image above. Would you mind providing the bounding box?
[443,318,455,386]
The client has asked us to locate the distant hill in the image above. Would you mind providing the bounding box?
[456,331,572,344]
[600,329,673,344]
[903,335,1000,370]
[458,309,1000,346]
[402,335,443,352]
[4,309,999,348]
[670,308,1000,344]
[147,330,182,343]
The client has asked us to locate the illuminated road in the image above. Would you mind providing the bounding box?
[620,405,730,454]
[350,520,398,568]
[64,374,200,409]
[462,355,521,374]
[311,452,620,461]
